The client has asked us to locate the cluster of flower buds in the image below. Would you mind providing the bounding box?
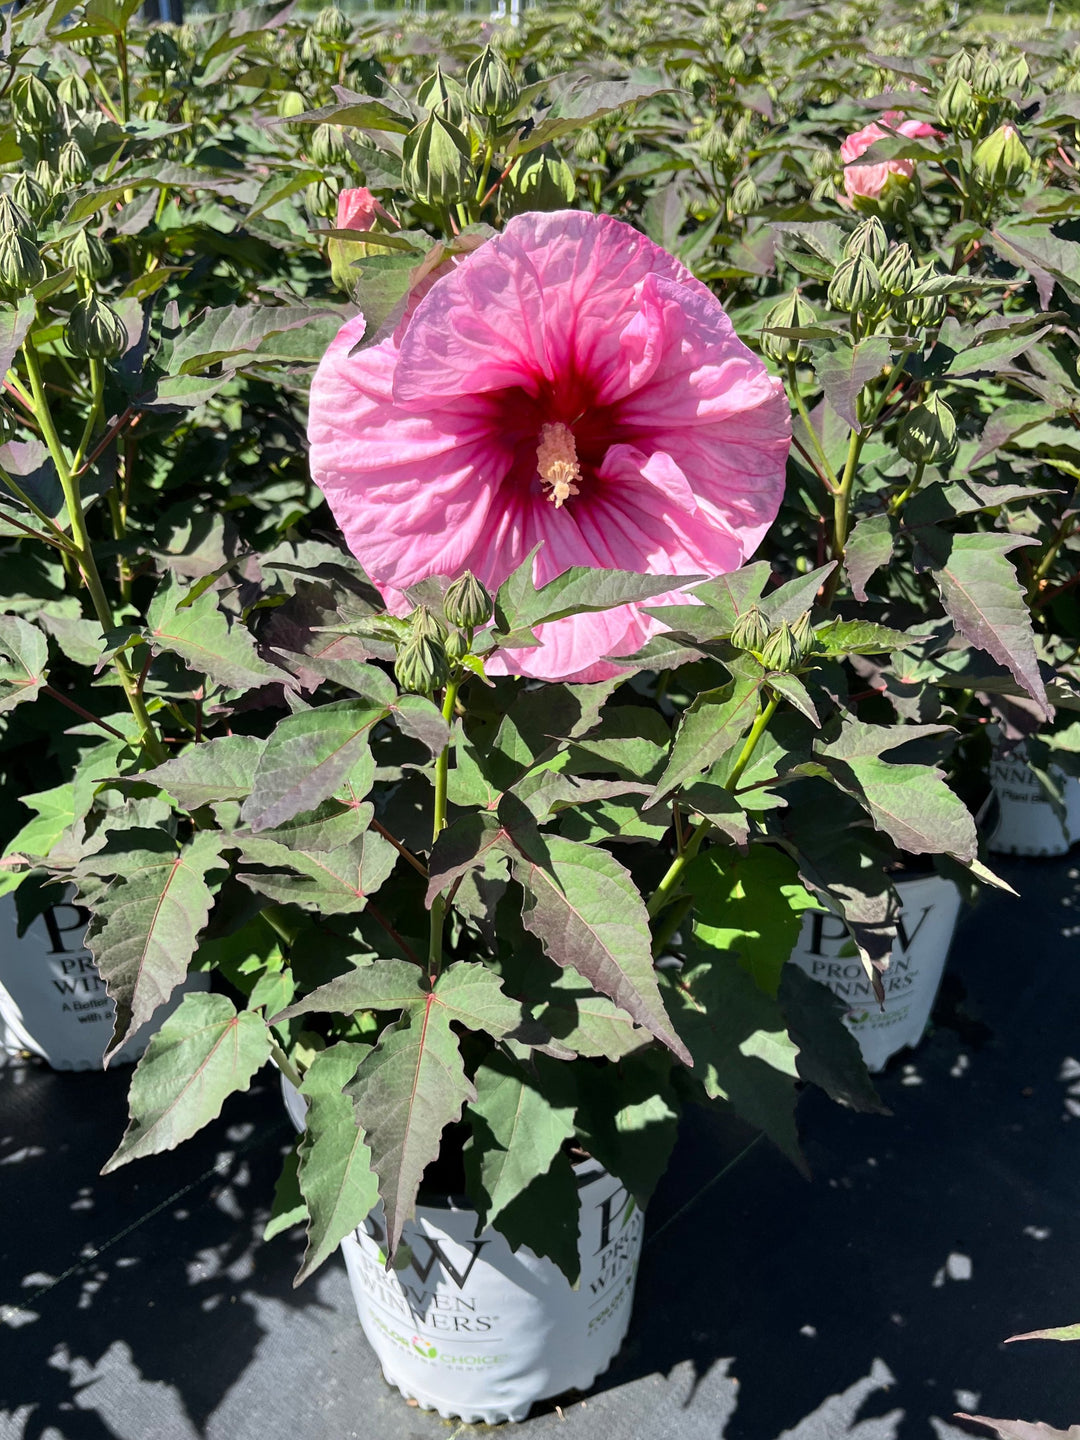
[828,219,949,335]
[0,193,45,301]
[730,606,816,672]
[937,48,1031,152]
[394,575,492,694]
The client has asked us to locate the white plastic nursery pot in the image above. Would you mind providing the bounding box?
[987,748,1080,858]
[787,873,963,1073]
[0,887,208,1070]
[280,1075,644,1424]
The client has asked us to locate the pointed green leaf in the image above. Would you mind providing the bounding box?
[0,615,48,714]
[264,1144,307,1241]
[237,827,396,914]
[464,1052,577,1230]
[273,959,426,1023]
[141,735,267,809]
[103,993,272,1171]
[845,513,896,601]
[661,952,807,1172]
[689,561,772,628]
[646,669,764,806]
[296,1042,378,1283]
[504,818,691,1064]
[1007,1323,1080,1344]
[78,831,226,1060]
[929,533,1050,719]
[433,962,528,1038]
[345,997,474,1258]
[527,967,647,1060]
[241,698,389,831]
[493,555,701,640]
[955,1418,1080,1440]
[147,579,286,692]
[778,967,886,1113]
[488,1151,582,1285]
[685,846,819,997]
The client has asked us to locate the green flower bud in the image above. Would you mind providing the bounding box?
[698,124,730,165]
[0,230,44,299]
[1001,53,1030,93]
[827,254,881,314]
[277,89,308,126]
[33,160,60,198]
[936,74,976,129]
[683,62,710,89]
[61,229,111,281]
[65,295,127,359]
[12,75,58,132]
[878,242,915,298]
[417,64,467,128]
[897,393,957,465]
[971,47,1002,97]
[945,50,975,83]
[443,572,492,630]
[411,604,448,644]
[761,290,817,365]
[8,174,49,225]
[465,45,518,119]
[811,146,837,179]
[145,29,180,71]
[701,15,724,41]
[309,122,346,167]
[761,621,800,673]
[402,112,472,208]
[314,5,350,42]
[299,33,325,70]
[972,123,1030,188]
[789,610,815,658]
[445,629,469,663]
[844,216,888,267]
[394,635,450,695]
[57,73,94,111]
[0,193,33,237]
[305,176,339,219]
[57,139,90,186]
[730,173,759,215]
[723,42,748,75]
[573,126,605,163]
[730,604,771,652]
[503,145,575,214]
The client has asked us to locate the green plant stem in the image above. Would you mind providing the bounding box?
[428,675,462,980]
[820,421,868,609]
[646,690,781,922]
[0,461,78,551]
[888,459,926,516]
[1028,514,1079,601]
[116,32,131,124]
[71,357,105,476]
[269,1040,304,1090]
[786,360,839,492]
[22,338,166,766]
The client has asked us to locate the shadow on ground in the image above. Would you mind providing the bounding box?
[2,855,1079,1440]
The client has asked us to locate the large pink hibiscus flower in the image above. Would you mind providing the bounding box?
[308,210,790,682]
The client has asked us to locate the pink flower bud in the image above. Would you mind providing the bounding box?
[334,186,393,232]
[839,112,940,205]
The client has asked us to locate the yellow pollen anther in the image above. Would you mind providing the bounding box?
[536,421,582,509]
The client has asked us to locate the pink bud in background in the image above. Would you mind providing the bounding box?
[840,112,939,204]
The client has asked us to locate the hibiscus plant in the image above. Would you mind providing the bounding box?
[0,1,1077,1285]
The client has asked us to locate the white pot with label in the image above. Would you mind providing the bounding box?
[786,873,963,1073]
[281,1075,643,1424]
[987,747,1080,857]
[0,888,209,1070]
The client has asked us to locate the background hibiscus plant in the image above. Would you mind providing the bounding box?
[0,5,1069,1286]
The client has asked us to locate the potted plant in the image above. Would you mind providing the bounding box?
[1,6,1078,1425]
